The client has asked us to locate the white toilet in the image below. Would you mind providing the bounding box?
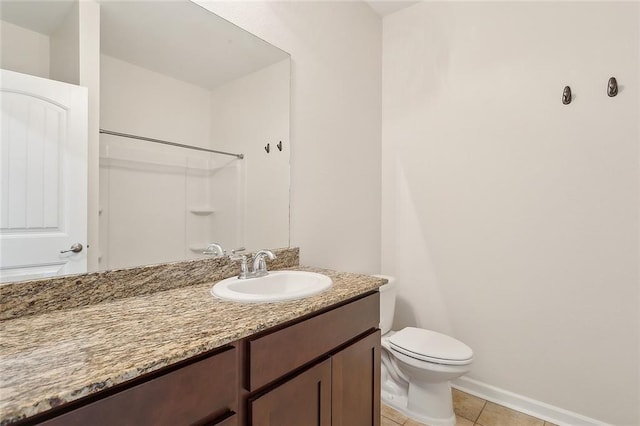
[377,275,473,426]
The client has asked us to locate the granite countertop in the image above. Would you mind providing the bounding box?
[0,266,384,425]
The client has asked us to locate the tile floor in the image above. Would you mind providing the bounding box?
[381,389,558,426]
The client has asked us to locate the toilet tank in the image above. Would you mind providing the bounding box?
[374,275,396,334]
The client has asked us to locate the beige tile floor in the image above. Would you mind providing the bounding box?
[381,389,558,426]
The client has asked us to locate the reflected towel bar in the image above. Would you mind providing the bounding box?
[99,129,244,159]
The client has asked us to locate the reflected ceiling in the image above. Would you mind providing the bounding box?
[99,1,289,90]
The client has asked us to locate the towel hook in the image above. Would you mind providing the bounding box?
[562,86,572,105]
[607,77,618,97]
[264,143,270,153]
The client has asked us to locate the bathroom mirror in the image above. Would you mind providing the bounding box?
[0,0,290,282]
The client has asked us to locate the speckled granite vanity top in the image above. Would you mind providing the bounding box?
[0,252,385,425]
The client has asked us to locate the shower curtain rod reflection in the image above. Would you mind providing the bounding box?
[99,129,244,159]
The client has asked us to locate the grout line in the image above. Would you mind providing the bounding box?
[384,391,549,426]
[474,399,488,422]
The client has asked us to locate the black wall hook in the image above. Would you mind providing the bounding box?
[264,143,270,153]
[562,86,572,105]
[277,141,283,152]
[607,77,618,97]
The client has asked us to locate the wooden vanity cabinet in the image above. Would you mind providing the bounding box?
[248,330,381,426]
[245,292,381,426]
[25,292,380,426]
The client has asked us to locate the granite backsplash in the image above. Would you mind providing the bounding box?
[0,247,299,321]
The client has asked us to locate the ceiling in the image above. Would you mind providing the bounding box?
[364,1,420,17]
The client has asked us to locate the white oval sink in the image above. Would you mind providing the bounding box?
[210,270,332,303]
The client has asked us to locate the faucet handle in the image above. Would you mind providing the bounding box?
[231,247,246,254]
[229,253,249,279]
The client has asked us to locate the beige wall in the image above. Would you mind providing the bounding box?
[0,20,50,78]
[196,1,383,274]
[49,2,79,85]
[100,55,212,148]
[382,2,639,424]
[210,59,291,252]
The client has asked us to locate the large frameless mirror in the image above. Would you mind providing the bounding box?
[0,0,290,282]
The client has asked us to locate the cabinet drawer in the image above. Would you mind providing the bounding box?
[247,292,379,390]
[41,346,237,426]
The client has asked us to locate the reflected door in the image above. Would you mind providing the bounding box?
[0,69,88,283]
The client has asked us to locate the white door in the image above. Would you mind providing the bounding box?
[0,69,88,283]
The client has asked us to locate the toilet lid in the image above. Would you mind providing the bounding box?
[389,327,473,366]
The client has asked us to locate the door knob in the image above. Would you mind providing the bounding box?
[60,243,83,254]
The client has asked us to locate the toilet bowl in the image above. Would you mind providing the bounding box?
[376,275,473,426]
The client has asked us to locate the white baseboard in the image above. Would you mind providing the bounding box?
[451,376,611,426]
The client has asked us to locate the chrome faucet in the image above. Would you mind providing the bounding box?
[231,249,277,279]
[251,250,276,278]
[203,242,225,256]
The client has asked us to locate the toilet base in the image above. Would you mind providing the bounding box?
[382,381,457,426]
[382,393,456,426]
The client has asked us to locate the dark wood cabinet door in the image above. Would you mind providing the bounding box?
[331,330,381,426]
[39,347,237,426]
[250,358,332,426]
